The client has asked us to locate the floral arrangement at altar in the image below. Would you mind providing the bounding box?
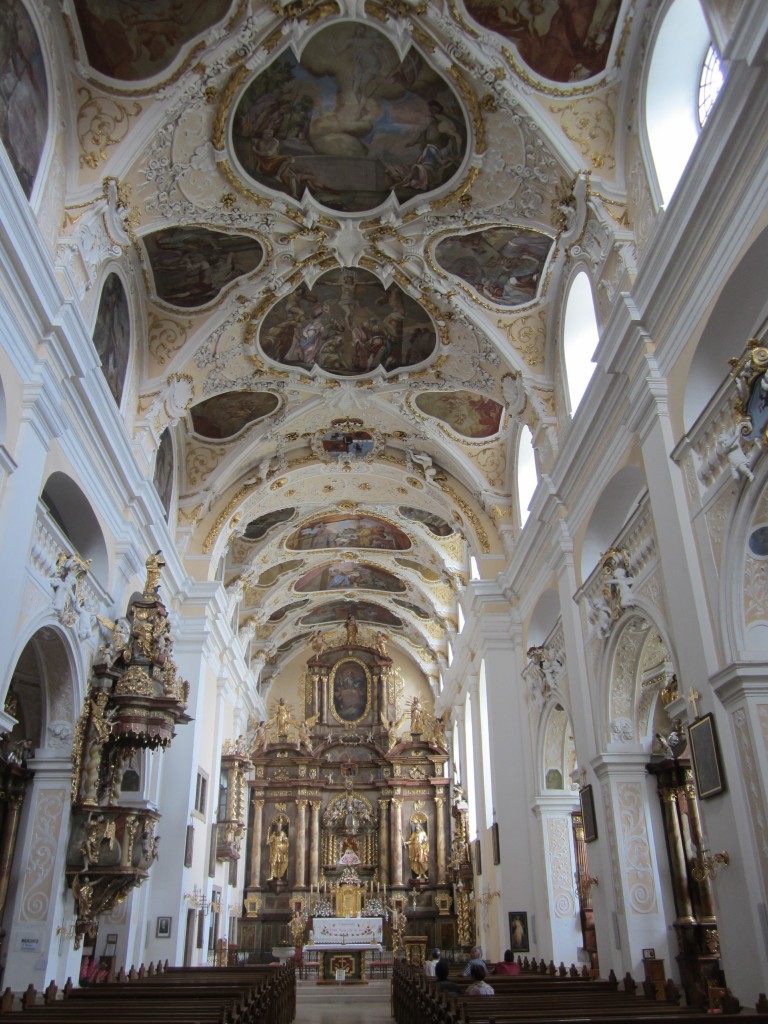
[362,897,385,917]
[311,896,335,917]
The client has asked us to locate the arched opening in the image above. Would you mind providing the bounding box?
[581,467,645,579]
[644,0,711,207]
[40,472,109,584]
[563,270,599,416]
[517,424,537,527]
[528,589,560,648]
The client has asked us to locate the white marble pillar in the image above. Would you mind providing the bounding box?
[249,797,264,888]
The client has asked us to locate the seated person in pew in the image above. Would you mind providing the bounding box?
[465,963,495,996]
[463,945,491,976]
[435,959,461,995]
[425,947,441,977]
[493,949,521,975]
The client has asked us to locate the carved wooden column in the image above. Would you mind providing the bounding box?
[435,796,447,885]
[378,797,390,883]
[390,797,403,886]
[309,800,321,888]
[294,799,308,888]
[249,797,264,889]
[0,794,23,917]
[660,784,695,923]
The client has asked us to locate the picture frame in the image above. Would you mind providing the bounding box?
[509,911,529,954]
[642,948,656,959]
[471,838,482,876]
[156,916,171,939]
[580,784,598,842]
[491,822,501,866]
[688,713,726,799]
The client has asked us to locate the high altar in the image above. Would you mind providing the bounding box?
[233,619,473,960]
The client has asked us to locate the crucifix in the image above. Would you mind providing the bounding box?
[686,687,701,719]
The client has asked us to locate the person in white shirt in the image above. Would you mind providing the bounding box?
[424,948,441,977]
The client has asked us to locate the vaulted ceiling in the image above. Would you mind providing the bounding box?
[52,0,634,689]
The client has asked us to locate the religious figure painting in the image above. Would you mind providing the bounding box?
[259,270,436,377]
[435,228,553,307]
[286,514,411,552]
[242,508,296,541]
[399,506,454,537]
[396,558,441,583]
[301,599,402,628]
[143,227,264,308]
[0,1,48,199]
[92,273,131,408]
[393,598,430,621]
[152,428,174,520]
[415,391,504,438]
[72,0,231,81]
[465,1,621,83]
[231,22,468,213]
[294,561,405,594]
[331,660,370,723]
[190,391,279,439]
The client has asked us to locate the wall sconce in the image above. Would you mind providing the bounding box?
[692,850,729,882]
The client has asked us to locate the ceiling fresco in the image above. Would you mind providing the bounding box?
[232,22,468,212]
[259,270,436,376]
[286,513,411,552]
[414,391,505,438]
[72,0,231,81]
[190,391,279,439]
[0,0,47,199]
[301,600,403,628]
[37,0,637,687]
[434,228,553,307]
[464,0,622,82]
[143,227,264,308]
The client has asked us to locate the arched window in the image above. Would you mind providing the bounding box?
[645,0,712,206]
[517,424,537,526]
[698,46,724,128]
[563,271,599,416]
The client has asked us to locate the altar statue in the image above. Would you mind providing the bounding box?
[267,824,289,880]
[410,695,425,735]
[345,613,358,644]
[405,822,429,880]
[270,697,291,737]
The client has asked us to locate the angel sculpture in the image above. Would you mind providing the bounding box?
[655,719,686,761]
[429,710,449,750]
[296,713,319,753]
[380,710,407,751]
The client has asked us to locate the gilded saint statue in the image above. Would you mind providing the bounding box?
[267,824,289,881]
[345,613,358,645]
[404,822,429,880]
[410,695,425,735]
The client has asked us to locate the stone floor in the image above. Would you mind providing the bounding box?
[295,978,394,1023]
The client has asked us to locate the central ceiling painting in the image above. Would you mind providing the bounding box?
[231,22,469,213]
[259,269,435,376]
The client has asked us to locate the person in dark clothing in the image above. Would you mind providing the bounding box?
[434,958,461,995]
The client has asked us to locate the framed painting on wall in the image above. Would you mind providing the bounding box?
[580,784,598,842]
[688,713,726,798]
[509,912,529,954]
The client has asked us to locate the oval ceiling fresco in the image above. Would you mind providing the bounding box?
[269,599,310,622]
[415,391,504,438]
[465,1,621,83]
[399,507,454,537]
[143,227,264,308]
[1,1,48,199]
[260,270,435,376]
[286,514,411,552]
[242,507,296,541]
[294,561,406,594]
[72,0,231,80]
[301,600,402,628]
[393,598,431,620]
[93,273,130,408]
[190,391,279,439]
[435,228,553,307]
[231,22,468,213]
